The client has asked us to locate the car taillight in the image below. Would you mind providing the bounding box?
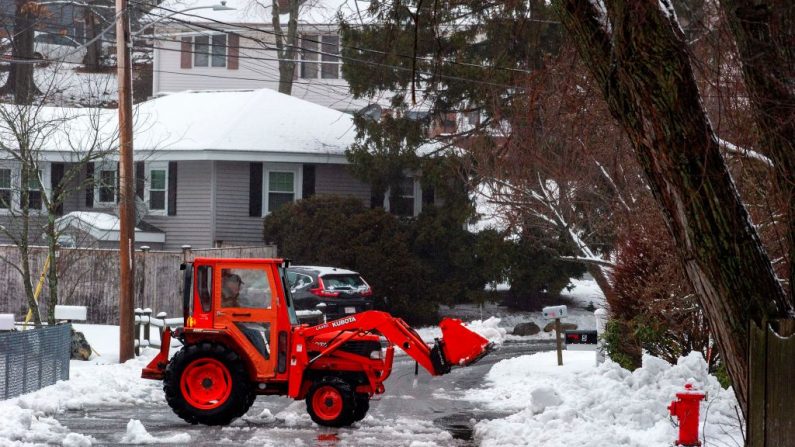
[310,287,340,298]
[311,278,340,297]
[360,288,373,297]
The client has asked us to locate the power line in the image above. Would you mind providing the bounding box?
[130,0,531,87]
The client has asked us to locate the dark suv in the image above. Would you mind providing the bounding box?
[286,266,374,323]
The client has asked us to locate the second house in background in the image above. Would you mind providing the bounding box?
[150,0,382,113]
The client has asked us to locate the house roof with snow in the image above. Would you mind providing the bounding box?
[0,88,359,163]
[134,89,358,158]
[149,0,371,26]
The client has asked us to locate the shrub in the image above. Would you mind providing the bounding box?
[263,196,436,324]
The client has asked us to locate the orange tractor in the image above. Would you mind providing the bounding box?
[142,258,493,427]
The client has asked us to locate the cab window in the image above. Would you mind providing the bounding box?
[221,268,272,309]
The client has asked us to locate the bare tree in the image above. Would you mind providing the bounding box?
[0,70,118,324]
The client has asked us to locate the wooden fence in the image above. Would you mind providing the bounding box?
[0,244,276,324]
[748,319,795,447]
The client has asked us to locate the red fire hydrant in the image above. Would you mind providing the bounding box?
[668,383,706,446]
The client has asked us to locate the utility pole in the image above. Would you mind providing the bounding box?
[116,0,135,363]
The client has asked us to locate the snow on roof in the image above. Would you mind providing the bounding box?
[56,212,166,243]
[150,0,372,26]
[0,88,358,158]
[290,265,359,276]
[134,89,357,153]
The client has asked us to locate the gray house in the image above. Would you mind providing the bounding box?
[0,88,430,250]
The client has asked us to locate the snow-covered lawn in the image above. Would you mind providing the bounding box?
[464,351,742,447]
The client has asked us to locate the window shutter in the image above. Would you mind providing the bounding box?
[85,162,94,208]
[227,33,239,70]
[51,162,64,216]
[302,164,315,198]
[180,37,192,68]
[167,161,177,216]
[249,162,262,217]
[135,161,145,199]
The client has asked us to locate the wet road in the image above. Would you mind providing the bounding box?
[55,339,554,446]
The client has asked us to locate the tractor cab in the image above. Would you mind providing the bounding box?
[177,258,298,381]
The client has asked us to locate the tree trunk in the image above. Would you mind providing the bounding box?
[81,7,102,69]
[45,214,58,325]
[19,165,40,326]
[554,0,794,416]
[272,0,300,95]
[0,0,42,102]
[720,0,795,301]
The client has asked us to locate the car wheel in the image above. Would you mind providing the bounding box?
[163,342,254,425]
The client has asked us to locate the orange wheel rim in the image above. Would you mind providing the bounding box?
[312,385,344,421]
[180,358,232,410]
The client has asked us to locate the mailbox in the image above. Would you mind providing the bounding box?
[564,330,598,351]
[542,305,568,320]
[54,305,87,322]
[0,313,14,331]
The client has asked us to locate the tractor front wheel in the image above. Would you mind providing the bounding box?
[352,393,370,422]
[164,342,253,425]
[306,377,356,427]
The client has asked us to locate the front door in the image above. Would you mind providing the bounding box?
[216,265,279,378]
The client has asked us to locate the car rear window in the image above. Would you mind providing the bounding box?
[322,274,365,290]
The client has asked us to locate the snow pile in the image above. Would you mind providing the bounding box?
[464,317,508,346]
[412,316,507,347]
[467,351,742,447]
[13,354,164,414]
[0,405,74,446]
[119,419,191,444]
[0,349,165,444]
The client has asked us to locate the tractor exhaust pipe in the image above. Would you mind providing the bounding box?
[430,318,494,375]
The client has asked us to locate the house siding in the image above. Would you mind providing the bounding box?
[145,160,214,249]
[213,161,265,246]
[314,164,370,206]
[152,29,370,113]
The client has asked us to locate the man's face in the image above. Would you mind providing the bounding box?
[224,277,241,295]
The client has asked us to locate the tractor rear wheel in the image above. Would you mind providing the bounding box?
[306,377,356,427]
[164,342,253,425]
[352,393,370,422]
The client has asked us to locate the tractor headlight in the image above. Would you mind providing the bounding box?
[370,349,383,360]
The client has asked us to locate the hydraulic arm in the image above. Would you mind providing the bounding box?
[287,311,493,397]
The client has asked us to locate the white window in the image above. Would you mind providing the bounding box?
[0,168,11,209]
[301,34,340,79]
[384,176,421,217]
[146,163,168,214]
[263,166,302,214]
[94,163,119,206]
[194,34,226,68]
[26,170,43,210]
[0,162,50,213]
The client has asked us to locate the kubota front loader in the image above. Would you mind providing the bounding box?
[142,258,493,427]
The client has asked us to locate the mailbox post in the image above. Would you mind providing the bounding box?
[542,305,567,366]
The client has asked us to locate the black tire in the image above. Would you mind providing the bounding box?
[352,393,370,422]
[306,377,356,427]
[163,342,254,425]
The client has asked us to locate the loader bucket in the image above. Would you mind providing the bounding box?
[439,318,493,367]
